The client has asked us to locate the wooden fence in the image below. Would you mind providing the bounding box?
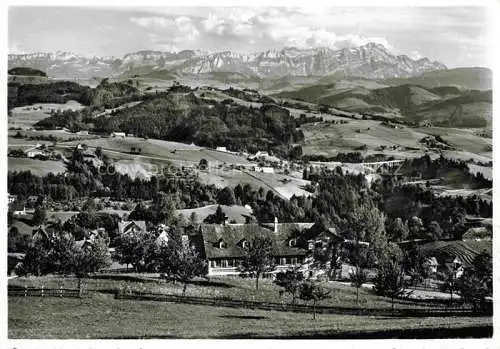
[8,286,81,298]
[115,291,482,317]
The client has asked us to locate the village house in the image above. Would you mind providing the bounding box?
[195,218,354,277]
[216,146,228,152]
[25,143,53,158]
[110,132,126,138]
[252,166,274,173]
[118,220,147,235]
[8,193,17,204]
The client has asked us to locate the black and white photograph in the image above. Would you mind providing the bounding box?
[3,1,497,343]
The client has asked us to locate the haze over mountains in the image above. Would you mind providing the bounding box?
[9,43,447,81]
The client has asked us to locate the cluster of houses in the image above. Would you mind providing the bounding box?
[24,143,57,159]
[9,204,491,281]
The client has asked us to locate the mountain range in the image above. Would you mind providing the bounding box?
[9,43,447,80]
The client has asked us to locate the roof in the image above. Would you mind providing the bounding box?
[419,240,483,267]
[118,220,147,235]
[199,223,308,259]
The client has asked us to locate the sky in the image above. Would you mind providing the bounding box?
[8,6,492,68]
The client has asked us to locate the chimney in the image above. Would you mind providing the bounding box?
[274,216,278,234]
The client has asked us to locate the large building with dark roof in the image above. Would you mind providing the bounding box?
[197,218,344,276]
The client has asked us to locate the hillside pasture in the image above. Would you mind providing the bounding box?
[244,171,312,199]
[197,169,267,190]
[8,158,66,176]
[9,129,97,141]
[177,204,253,223]
[301,119,426,157]
[8,137,52,149]
[61,137,251,167]
[8,101,84,129]
[416,127,492,156]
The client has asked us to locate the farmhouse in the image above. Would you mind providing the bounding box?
[25,144,52,158]
[196,218,352,277]
[252,166,274,173]
[110,132,126,138]
[118,220,147,235]
[216,146,228,152]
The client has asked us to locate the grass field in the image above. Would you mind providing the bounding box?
[177,204,252,223]
[6,274,461,311]
[60,137,250,166]
[8,101,84,129]
[8,158,66,175]
[7,137,52,148]
[301,119,428,157]
[416,127,492,157]
[8,296,492,339]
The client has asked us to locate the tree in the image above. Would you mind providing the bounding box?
[199,158,208,170]
[189,211,199,226]
[32,206,47,226]
[402,243,427,288]
[113,230,156,272]
[350,266,368,304]
[95,146,103,159]
[388,217,409,242]
[299,281,331,320]
[217,186,236,206]
[71,237,111,296]
[72,238,111,277]
[203,205,227,224]
[439,263,461,306]
[426,221,443,241]
[274,269,304,304]
[458,252,492,312]
[374,260,406,311]
[157,232,206,296]
[408,216,424,239]
[239,236,275,290]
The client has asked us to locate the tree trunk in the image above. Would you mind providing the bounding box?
[391,295,395,312]
[182,282,187,297]
[313,300,316,320]
[78,278,83,298]
[255,275,259,290]
[356,286,359,304]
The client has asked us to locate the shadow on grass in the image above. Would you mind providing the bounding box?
[188,279,235,289]
[216,325,493,339]
[91,274,159,283]
[98,334,178,339]
[219,315,268,320]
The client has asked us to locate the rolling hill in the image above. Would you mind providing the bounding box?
[273,83,492,127]
[383,67,492,91]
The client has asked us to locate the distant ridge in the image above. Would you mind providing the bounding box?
[8,43,446,80]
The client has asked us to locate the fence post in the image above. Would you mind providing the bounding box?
[24,285,27,297]
[41,285,44,297]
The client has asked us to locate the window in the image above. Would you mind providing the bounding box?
[280,258,286,266]
[221,259,228,268]
[291,257,298,265]
[210,260,216,268]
